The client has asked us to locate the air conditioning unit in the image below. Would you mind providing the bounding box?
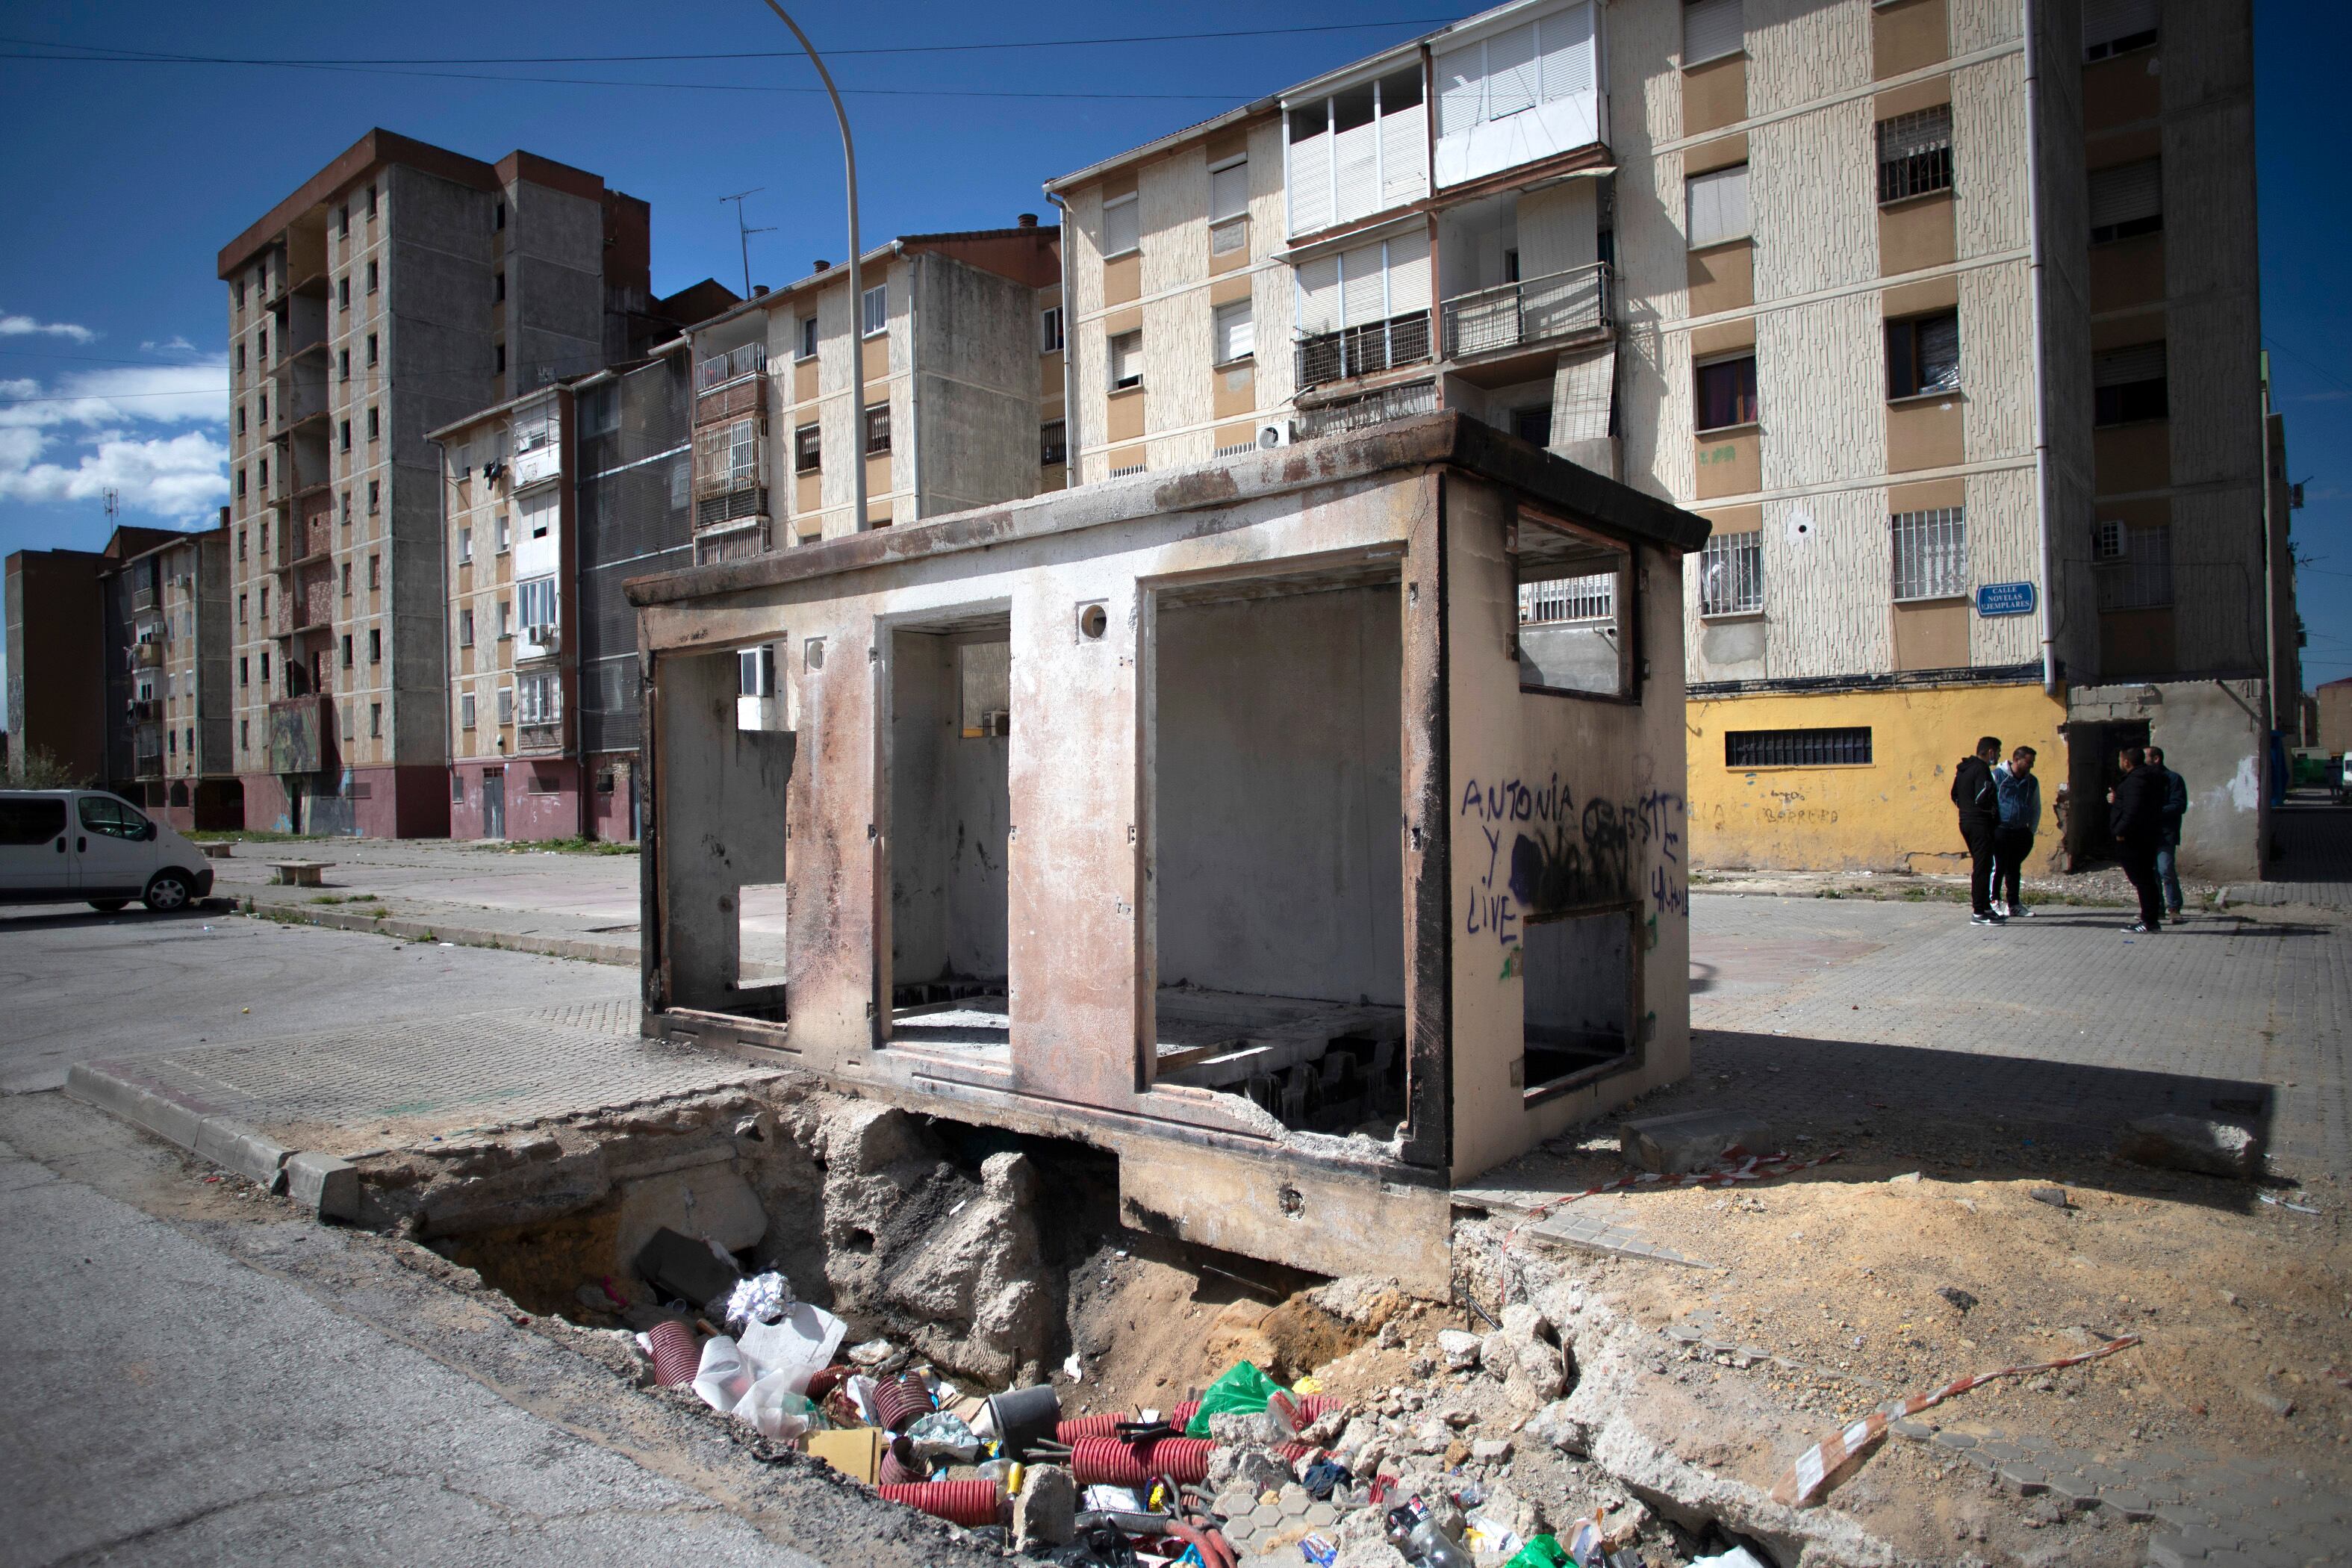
[1256,419,1295,450]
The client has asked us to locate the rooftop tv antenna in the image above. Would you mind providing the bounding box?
[720,188,776,299]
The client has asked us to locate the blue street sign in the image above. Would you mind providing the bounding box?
[1976,581,2035,617]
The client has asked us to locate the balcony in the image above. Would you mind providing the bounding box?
[127,697,163,724]
[1440,262,1613,364]
[134,749,165,780]
[694,367,767,427]
[1295,311,1433,393]
[692,421,767,500]
[131,640,165,670]
[1297,379,1441,441]
[266,694,335,777]
[516,720,565,756]
[694,515,770,566]
[271,351,330,435]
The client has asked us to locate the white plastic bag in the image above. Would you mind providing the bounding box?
[691,1334,755,1413]
[736,1300,847,1394]
[735,1371,822,1440]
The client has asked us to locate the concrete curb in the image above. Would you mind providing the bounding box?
[229,892,636,967]
[66,1058,291,1192]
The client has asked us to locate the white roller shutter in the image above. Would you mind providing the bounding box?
[1436,50,1484,138]
[2082,0,2159,55]
[1210,159,1249,223]
[1538,5,1595,100]
[1341,240,1389,325]
[2094,342,2166,387]
[1385,232,1432,315]
[1485,22,1541,120]
[1288,117,1333,235]
[1685,164,1750,248]
[1334,116,1381,226]
[1295,255,1343,335]
[2088,159,2162,231]
[1381,98,1426,207]
[1684,0,1744,66]
[1104,194,1139,255]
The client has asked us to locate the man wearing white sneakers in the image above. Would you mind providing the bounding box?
[1991,744,2041,918]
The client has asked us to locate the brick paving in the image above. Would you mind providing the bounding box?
[81,1003,777,1155]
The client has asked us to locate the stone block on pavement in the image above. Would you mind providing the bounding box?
[2114,1115,2259,1180]
[1620,1108,1772,1175]
[285,1151,360,1221]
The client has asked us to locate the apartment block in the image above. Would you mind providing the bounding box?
[101,517,240,829]
[219,130,671,837]
[1045,0,2292,881]
[682,219,1063,561]
[5,526,180,785]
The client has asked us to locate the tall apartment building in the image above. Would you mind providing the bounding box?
[219,130,671,837]
[101,517,240,829]
[5,525,179,785]
[682,220,1063,560]
[1045,0,2291,880]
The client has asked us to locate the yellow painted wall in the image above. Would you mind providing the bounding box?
[1687,682,2067,874]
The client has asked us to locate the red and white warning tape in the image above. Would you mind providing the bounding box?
[1771,1334,2142,1508]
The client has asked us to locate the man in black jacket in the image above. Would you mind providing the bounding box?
[2109,745,2167,933]
[1952,735,2003,925]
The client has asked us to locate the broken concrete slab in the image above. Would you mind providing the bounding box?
[1013,1463,1077,1551]
[2115,1115,2259,1180]
[285,1151,360,1221]
[614,1162,767,1272]
[1620,1108,1772,1175]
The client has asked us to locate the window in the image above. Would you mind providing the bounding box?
[1699,529,1764,616]
[366,405,379,442]
[797,315,818,360]
[498,599,513,638]
[258,455,269,491]
[494,270,506,303]
[1110,331,1143,391]
[367,553,381,590]
[1039,306,1064,355]
[340,632,353,668]
[1041,420,1068,467]
[340,562,352,597]
[167,728,176,757]
[1887,311,1961,398]
[240,718,249,752]
[1513,405,1553,447]
[2094,343,2168,425]
[258,329,267,360]
[861,283,888,337]
[367,480,380,514]
[452,772,467,803]
[2096,521,2173,609]
[461,693,477,730]
[237,404,247,435]
[498,686,514,724]
[236,467,247,498]
[365,260,379,293]
[738,644,777,697]
[78,794,151,841]
[513,397,556,455]
[1684,0,1744,65]
[580,384,617,436]
[517,576,556,635]
[1103,192,1140,257]
[865,402,892,455]
[1289,66,1426,236]
[1515,512,1633,698]
[458,525,473,563]
[496,512,511,552]
[365,333,378,367]
[261,650,270,683]
[339,348,351,382]
[495,200,506,231]
[1877,107,1953,204]
[459,607,475,647]
[237,528,246,562]
[597,771,615,794]
[694,416,761,491]
[1685,164,1750,247]
[340,419,351,452]
[1695,352,1758,430]
[1213,299,1254,365]
[1726,727,1872,768]
[239,654,249,685]
[236,343,246,372]
[235,279,247,311]
[370,702,382,738]
[524,490,553,539]
[2082,0,2157,60]
[517,671,559,724]
[0,796,66,846]
[1209,156,1249,225]
[1891,506,1967,601]
[337,276,349,311]
[2088,159,2162,243]
[340,491,351,526]
[365,183,377,219]
[364,628,379,665]
[794,423,822,473]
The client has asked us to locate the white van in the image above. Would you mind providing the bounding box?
[0,790,216,912]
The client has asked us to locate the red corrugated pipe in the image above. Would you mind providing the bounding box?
[1068,1436,1214,1487]
[879,1480,1004,1528]
[1055,1413,1126,1443]
[646,1321,700,1387]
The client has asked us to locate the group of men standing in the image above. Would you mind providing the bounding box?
[1952,735,2187,930]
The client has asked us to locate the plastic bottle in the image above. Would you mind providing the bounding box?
[1405,1519,1475,1568]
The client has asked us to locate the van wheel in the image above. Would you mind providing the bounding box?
[142,871,193,912]
[87,899,129,913]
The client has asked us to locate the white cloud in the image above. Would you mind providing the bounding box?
[141,335,198,354]
[0,348,229,521]
[0,311,96,344]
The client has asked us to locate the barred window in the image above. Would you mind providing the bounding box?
[793,423,821,474]
[1877,107,1953,204]
[2095,522,2173,610]
[1040,420,1067,466]
[1726,727,1873,768]
[1519,572,1615,625]
[1516,511,1632,699]
[1699,530,1763,617]
[865,402,891,456]
[1892,507,1967,601]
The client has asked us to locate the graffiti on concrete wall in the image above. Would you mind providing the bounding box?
[1459,776,1686,962]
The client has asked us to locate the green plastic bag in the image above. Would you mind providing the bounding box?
[1506,1537,1572,1568]
[1183,1361,1287,1438]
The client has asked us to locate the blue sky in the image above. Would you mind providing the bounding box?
[1,1,2345,694]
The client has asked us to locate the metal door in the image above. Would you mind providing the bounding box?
[484,768,506,839]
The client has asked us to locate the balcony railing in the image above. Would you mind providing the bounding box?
[694,367,767,427]
[128,698,162,724]
[134,750,164,780]
[694,516,770,566]
[1440,262,1614,361]
[1295,310,1433,392]
[516,720,564,756]
[131,640,165,669]
[1296,379,1441,441]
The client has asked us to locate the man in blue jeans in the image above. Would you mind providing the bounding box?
[1991,744,2041,917]
[2147,744,2188,918]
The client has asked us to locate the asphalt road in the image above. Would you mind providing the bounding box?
[0,901,634,1094]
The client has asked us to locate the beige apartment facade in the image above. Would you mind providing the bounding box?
[102,521,239,829]
[1046,0,2292,882]
[681,222,1063,564]
[219,131,668,837]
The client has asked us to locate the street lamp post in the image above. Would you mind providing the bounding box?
[758,1,868,530]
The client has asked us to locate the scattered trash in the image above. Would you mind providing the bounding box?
[987,1383,1065,1459]
[2258,1192,2321,1215]
[2116,1114,2259,1179]
[2027,1186,2069,1210]
[1689,1549,1769,1568]
[724,1270,793,1328]
[736,1301,848,1396]
[847,1336,896,1367]
[1299,1534,1338,1567]
[691,1334,756,1413]
[643,1319,700,1387]
[908,1410,983,1465]
[1937,1286,1978,1314]
[1505,1535,1571,1568]
[877,1478,1004,1526]
[1185,1360,1295,1440]
[1063,1351,1085,1382]
[632,1225,738,1310]
[807,1426,889,1483]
